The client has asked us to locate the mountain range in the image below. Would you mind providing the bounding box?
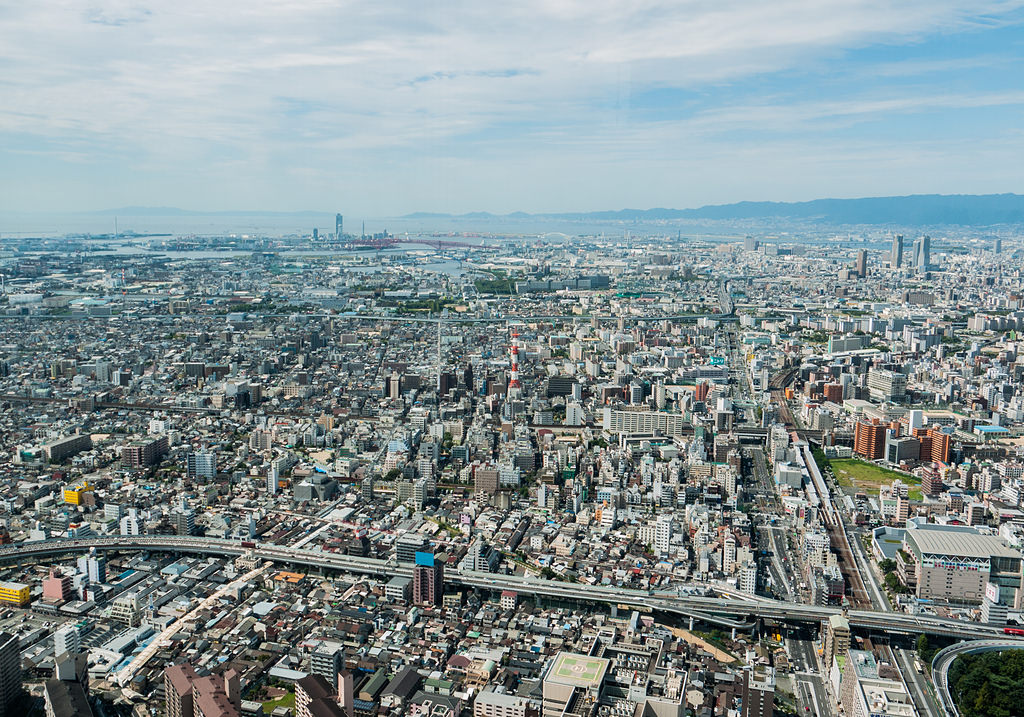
[87,193,1024,227]
[403,193,1024,226]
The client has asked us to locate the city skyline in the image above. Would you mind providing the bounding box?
[3,1,1024,215]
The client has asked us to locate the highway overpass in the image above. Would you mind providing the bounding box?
[2,536,1021,642]
[931,639,1024,717]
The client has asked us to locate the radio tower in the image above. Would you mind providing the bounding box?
[508,330,522,400]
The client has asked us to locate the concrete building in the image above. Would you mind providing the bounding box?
[296,674,345,717]
[853,419,887,460]
[412,552,444,606]
[42,434,92,463]
[122,435,169,468]
[186,452,216,480]
[0,632,21,717]
[741,665,775,717]
[839,650,914,717]
[823,614,850,671]
[904,525,1023,605]
[602,408,688,436]
[867,369,907,402]
[474,687,529,717]
[542,652,609,717]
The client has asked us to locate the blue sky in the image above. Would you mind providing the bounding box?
[2,0,1024,215]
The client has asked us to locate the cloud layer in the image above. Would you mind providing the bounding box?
[2,0,1024,214]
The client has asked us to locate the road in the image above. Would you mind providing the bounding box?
[931,640,1024,717]
[894,647,939,717]
[789,638,832,716]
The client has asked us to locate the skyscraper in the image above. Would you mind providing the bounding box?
[335,213,343,239]
[913,234,930,271]
[891,234,903,268]
[854,249,867,278]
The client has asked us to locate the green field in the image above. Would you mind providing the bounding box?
[829,458,920,499]
[262,692,295,713]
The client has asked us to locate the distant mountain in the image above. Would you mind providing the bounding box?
[91,206,331,217]
[402,194,1024,226]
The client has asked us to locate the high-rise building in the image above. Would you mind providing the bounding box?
[912,234,931,271]
[741,665,775,717]
[388,371,402,399]
[77,554,106,584]
[854,249,867,278]
[311,642,344,686]
[0,631,22,717]
[120,508,144,536]
[914,426,951,464]
[335,213,343,239]
[891,234,903,268]
[853,419,887,460]
[172,508,196,536]
[53,625,80,657]
[164,663,239,717]
[186,452,216,480]
[866,368,907,402]
[267,465,279,495]
[296,674,345,717]
[542,652,609,717]
[823,614,850,670]
[412,551,444,606]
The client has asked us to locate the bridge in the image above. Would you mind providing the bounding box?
[4,537,1022,643]
[345,236,484,250]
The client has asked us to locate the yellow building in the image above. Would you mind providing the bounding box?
[0,581,30,606]
[63,482,93,505]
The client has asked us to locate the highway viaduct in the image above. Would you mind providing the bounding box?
[2,536,1020,644]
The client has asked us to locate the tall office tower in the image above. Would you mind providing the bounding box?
[913,234,931,271]
[267,465,279,495]
[994,237,1002,254]
[743,236,759,252]
[854,249,867,278]
[891,234,903,268]
[335,213,343,239]
[0,631,21,717]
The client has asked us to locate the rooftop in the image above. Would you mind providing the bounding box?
[546,651,610,689]
[906,525,1020,560]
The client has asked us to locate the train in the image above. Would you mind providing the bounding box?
[1003,627,1024,636]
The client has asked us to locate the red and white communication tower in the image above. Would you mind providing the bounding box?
[508,330,522,399]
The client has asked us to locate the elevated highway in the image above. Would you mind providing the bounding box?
[931,640,1024,717]
[3,537,1022,642]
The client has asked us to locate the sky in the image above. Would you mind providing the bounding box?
[2,0,1024,215]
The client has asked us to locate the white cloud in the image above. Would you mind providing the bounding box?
[1,0,1024,211]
